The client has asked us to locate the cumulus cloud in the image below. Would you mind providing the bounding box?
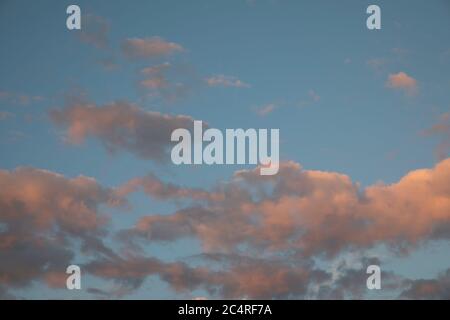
[85,253,330,299]
[3,159,450,299]
[386,72,418,95]
[120,158,450,256]
[400,268,450,299]
[122,37,183,59]
[85,252,408,299]
[49,101,196,162]
[205,75,250,88]
[0,167,122,291]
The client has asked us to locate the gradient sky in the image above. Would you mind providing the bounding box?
[1,0,450,299]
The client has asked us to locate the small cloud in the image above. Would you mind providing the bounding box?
[344,58,351,64]
[122,37,183,59]
[386,72,418,95]
[137,62,194,103]
[255,103,277,116]
[139,62,171,89]
[205,75,250,88]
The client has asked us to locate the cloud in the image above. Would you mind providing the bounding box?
[316,256,405,299]
[205,75,250,88]
[122,37,183,59]
[78,14,110,49]
[137,62,193,102]
[386,72,418,95]
[255,103,277,116]
[400,268,450,299]
[120,158,450,256]
[49,101,196,162]
[423,112,450,160]
[3,159,450,299]
[140,63,172,89]
[116,174,223,202]
[85,253,330,299]
[0,167,122,291]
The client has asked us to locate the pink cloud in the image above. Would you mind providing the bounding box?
[122,37,183,59]
[121,158,450,256]
[50,101,196,162]
[255,103,277,116]
[205,75,250,88]
[386,72,418,94]
[0,167,123,292]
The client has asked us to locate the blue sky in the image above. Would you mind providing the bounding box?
[1,0,450,299]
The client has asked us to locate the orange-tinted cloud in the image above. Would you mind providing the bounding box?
[50,101,196,162]
[137,62,194,102]
[122,158,450,256]
[117,174,223,202]
[122,37,183,59]
[0,167,122,293]
[139,63,171,89]
[85,253,330,299]
[386,72,418,95]
[3,159,450,299]
[400,268,450,299]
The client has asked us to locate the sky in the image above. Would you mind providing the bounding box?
[0,0,450,299]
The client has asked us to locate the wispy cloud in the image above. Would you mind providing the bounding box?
[122,37,183,59]
[255,103,277,116]
[205,75,250,88]
[423,112,450,160]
